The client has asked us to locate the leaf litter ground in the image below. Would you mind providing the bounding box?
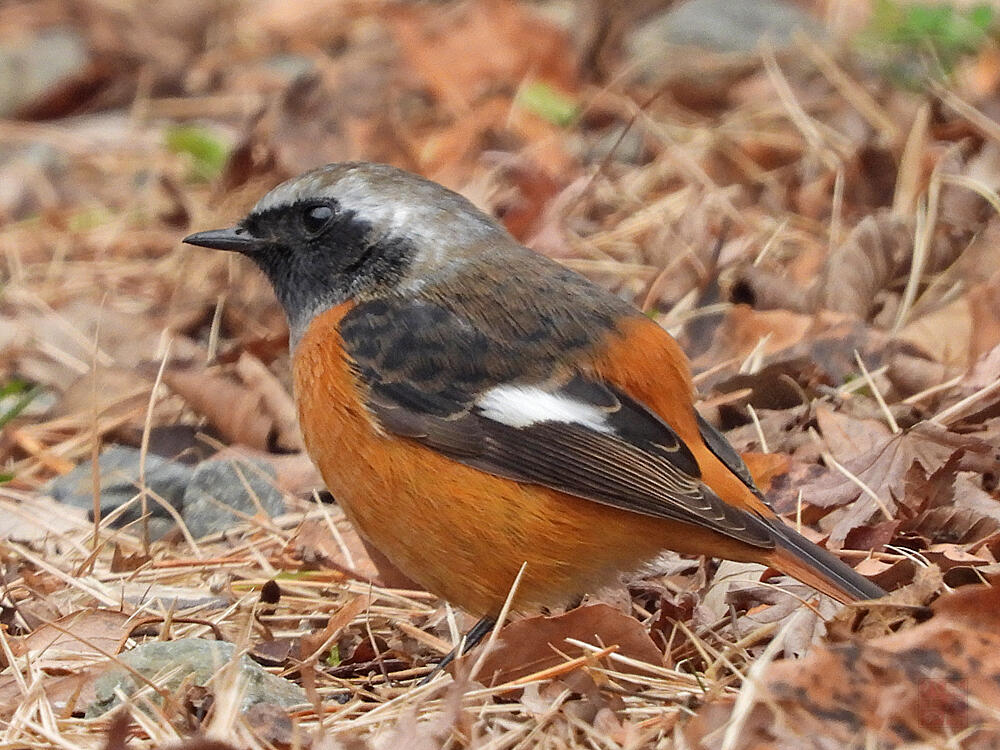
[2,1,1000,747]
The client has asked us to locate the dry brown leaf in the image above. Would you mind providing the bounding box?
[457,603,663,686]
[828,564,943,642]
[712,359,823,409]
[727,213,912,319]
[0,666,104,720]
[387,0,577,115]
[694,309,888,388]
[245,0,353,42]
[907,507,1000,547]
[299,594,370,710]
[815,405,893,464]
[921,543,995,573]
[55,367,152,421]
[692,572,1000,748]
[287,515,418,589]
[729,206,983,330]
[2,494,88,541]
[5,608,131,669]
[243,702,296,748]
[809,213,912,319]
[725,263,813,313]
[796,422,991,546]
[964,341,1000,392]
[842,519,900,553]
[896,277,1000,369]
[234,353,302,452]
[488,158,563,241]
[162,366,273,451]
[887,350,956,398]
[696,306,813,365]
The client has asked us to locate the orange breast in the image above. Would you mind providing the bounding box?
[293,305,772,617]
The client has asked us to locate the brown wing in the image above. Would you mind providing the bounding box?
[339,297,776,548]
[696,412,765,500]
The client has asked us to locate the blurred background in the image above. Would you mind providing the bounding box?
[5,0,1000,483]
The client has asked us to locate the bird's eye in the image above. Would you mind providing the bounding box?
[302,204,334,235]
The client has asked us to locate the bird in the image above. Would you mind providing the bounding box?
[184,162,885,654]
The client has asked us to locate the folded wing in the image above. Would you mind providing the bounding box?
[340,297,777,549]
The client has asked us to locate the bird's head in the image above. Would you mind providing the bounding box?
[184,162,508,340]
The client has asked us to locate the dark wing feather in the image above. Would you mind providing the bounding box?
[466,418,773,545]
[695,412,766,501]
[340,297,775,548]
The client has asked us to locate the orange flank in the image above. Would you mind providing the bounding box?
[591,316,777,520]
[594,316,873,604]
[293,305,860,616]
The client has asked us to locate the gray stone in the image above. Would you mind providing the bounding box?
[46,446,192,539]
[582,125,648,166]
[117,583,231,611]
[87,638,306,717]
[626,0,826,78]
[0,144,67,219]
[262,53,315,81]
[181,458,285,538]
[0,28,91,117]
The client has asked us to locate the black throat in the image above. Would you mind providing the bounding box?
[242,200,414,341]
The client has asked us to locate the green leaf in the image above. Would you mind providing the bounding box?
[0,383,41,429]
[273,570,314,580]
[516,81,579,127]
[165,125,229,182]
[0,473,12,484]
[326,644,341,667]
[67,205,112,232]
[970,5,995,31]
[0,380,30,398]
[862,0,995,80]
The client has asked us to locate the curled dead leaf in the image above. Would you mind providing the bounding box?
[455,603,663,687]
[163,366,273,451]
[234,353,302,452]
[4,608,132,669]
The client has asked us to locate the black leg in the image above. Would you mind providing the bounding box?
[418,616,496,685]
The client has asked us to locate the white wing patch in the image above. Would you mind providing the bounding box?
[476,385,615,434]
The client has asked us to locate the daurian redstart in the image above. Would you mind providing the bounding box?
[185,162,885,623]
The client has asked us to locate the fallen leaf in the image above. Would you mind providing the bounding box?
[842,519,900,552]
[234,353,302,452]
[1,494,88,541]
[896,277,1000,369]
[815,405,893,464]
[794,421,992,545]
[288,515,411,587]
[387,0,577,116]
[691,571,1000,748]
[0,666,104,720]
[457,603,663,686]
[5,608,131,669]
[809,212,913,320]
[163,366,274,452]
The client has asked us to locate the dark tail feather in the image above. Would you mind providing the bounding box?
[764,521,886,603]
